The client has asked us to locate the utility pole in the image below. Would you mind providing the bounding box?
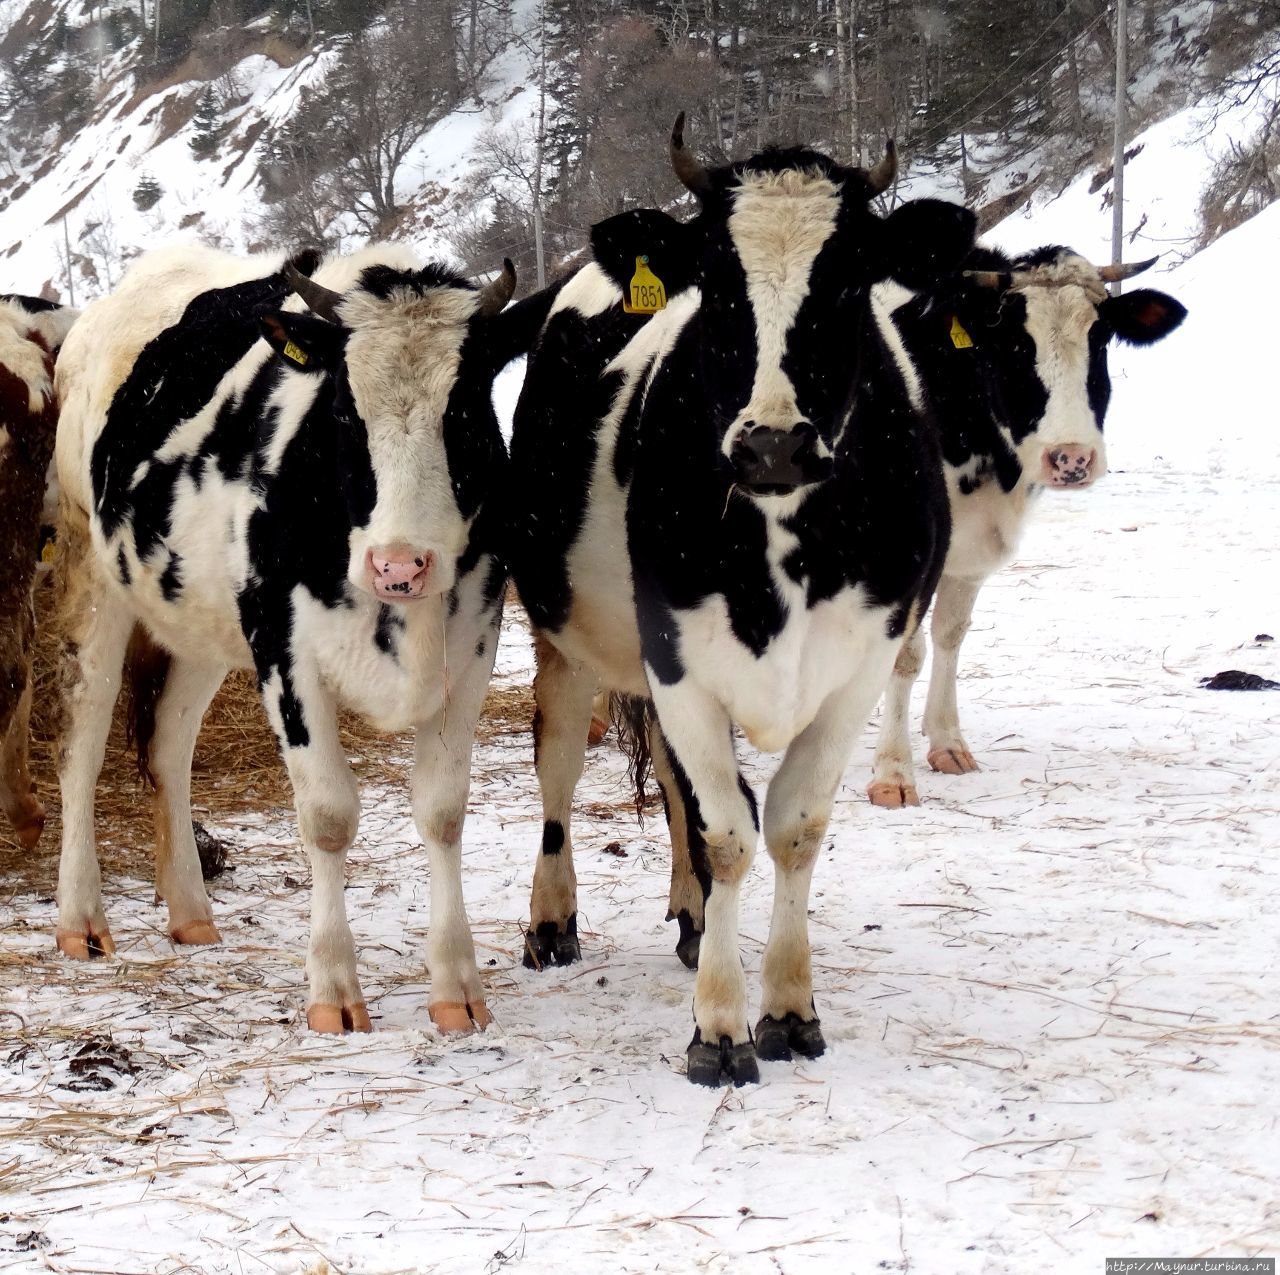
[531,0,547,290]
[63,217,75,307]
[1110,0,1128,294]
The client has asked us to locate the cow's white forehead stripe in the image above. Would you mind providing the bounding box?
[1017,259,1108,477]
[728,170,841,429]
[1009,257,1108,304]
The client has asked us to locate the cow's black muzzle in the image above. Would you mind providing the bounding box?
[730,424,832,495]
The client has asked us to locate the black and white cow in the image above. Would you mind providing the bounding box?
[53,242,549,1033]
[506,118,976,1085]
[867,246,1186,806]
[1,294,78,849]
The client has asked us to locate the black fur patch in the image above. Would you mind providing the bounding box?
[540,820,565,855]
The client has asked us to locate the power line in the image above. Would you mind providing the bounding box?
[914,8,1109,148]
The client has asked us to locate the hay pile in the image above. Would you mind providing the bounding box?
[6,572,535,883]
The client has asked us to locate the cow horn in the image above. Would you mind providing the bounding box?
[283,261,343,322]
[866,138,897,195]
[963,269,1013,290]
[476,258,516,316]
[670,111,712,199]
[1096,255,1159,282]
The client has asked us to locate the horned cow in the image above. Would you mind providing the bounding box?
[506,118,976,1085]
[867,247,1186,806]
[0,294,77,849]
[52,243,552,1033]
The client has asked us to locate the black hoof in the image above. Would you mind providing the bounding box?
[754,1011,826,1062]
[521,916,581,970]
[686,1030,759,1087]
[668,908,702,970]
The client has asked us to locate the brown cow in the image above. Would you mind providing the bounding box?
[0,295,77,848]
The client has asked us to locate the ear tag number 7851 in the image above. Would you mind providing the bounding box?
[624,256,667,315]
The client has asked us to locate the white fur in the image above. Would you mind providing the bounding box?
[339,279,481,595]
[674,511,884,754]
[550,262,623,320]
[721,169,842,460]
[0,303,54,412]
[870,283,924,413]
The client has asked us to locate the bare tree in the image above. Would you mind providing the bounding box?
[261,0,506,240]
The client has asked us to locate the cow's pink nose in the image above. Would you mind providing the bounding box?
[1041,446,1097,488]
[368,547,434,599]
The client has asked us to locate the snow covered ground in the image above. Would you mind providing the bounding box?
[4,33,1280,1271]
[3,212,1280,1273]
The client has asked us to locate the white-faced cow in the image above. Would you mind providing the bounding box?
[53,242,549,1034]
[1,294,78,849]
[505,117,976,1085]
[867,246,1186,806]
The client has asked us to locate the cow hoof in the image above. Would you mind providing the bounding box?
[522,919,581,970]
[586,713,609,746]
[686,1032,760,1088]
[10,796,46,849]
[669,909,702,969]
[430,999,491,1035]
[755,1012,826,1062]
[928,748,979,775]
[867,781,920,808]
[307,1002,372,1034]
[170,919,222,946]
[56,925,116,960]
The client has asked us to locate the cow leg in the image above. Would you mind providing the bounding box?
[523,632,594,969]
[756,655,895,1062]
[0,675,44,850]
[922,575,983,775]
[867,624,925,808]
[647,680,759,1087]
[55,557,133,959]
[263,662,367,1033]
[147,656,226,945]
[652,726,705,969]
[413,624,497,1035]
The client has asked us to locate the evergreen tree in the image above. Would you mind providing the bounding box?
[189,87,223,159]
[132,173,164,210]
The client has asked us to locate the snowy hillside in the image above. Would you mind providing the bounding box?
[0,0,543,298]
[3,0,1276,305]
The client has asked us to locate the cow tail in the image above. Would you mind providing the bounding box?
[609,692,654,823]
[123,626,170,789]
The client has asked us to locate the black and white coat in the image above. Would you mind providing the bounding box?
[53,242,546,1033]
[867,246,1187,805]
[506,139,975,1086]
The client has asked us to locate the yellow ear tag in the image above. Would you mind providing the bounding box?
[623,256,667,315]
[40,537,56,563]
[282,339,309,366]
[949,316,974,349]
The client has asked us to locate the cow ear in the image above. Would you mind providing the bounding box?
[590,209,700,297]
[259,312,345,372]
[1098,289,1187,346]
[880,199,977,292]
